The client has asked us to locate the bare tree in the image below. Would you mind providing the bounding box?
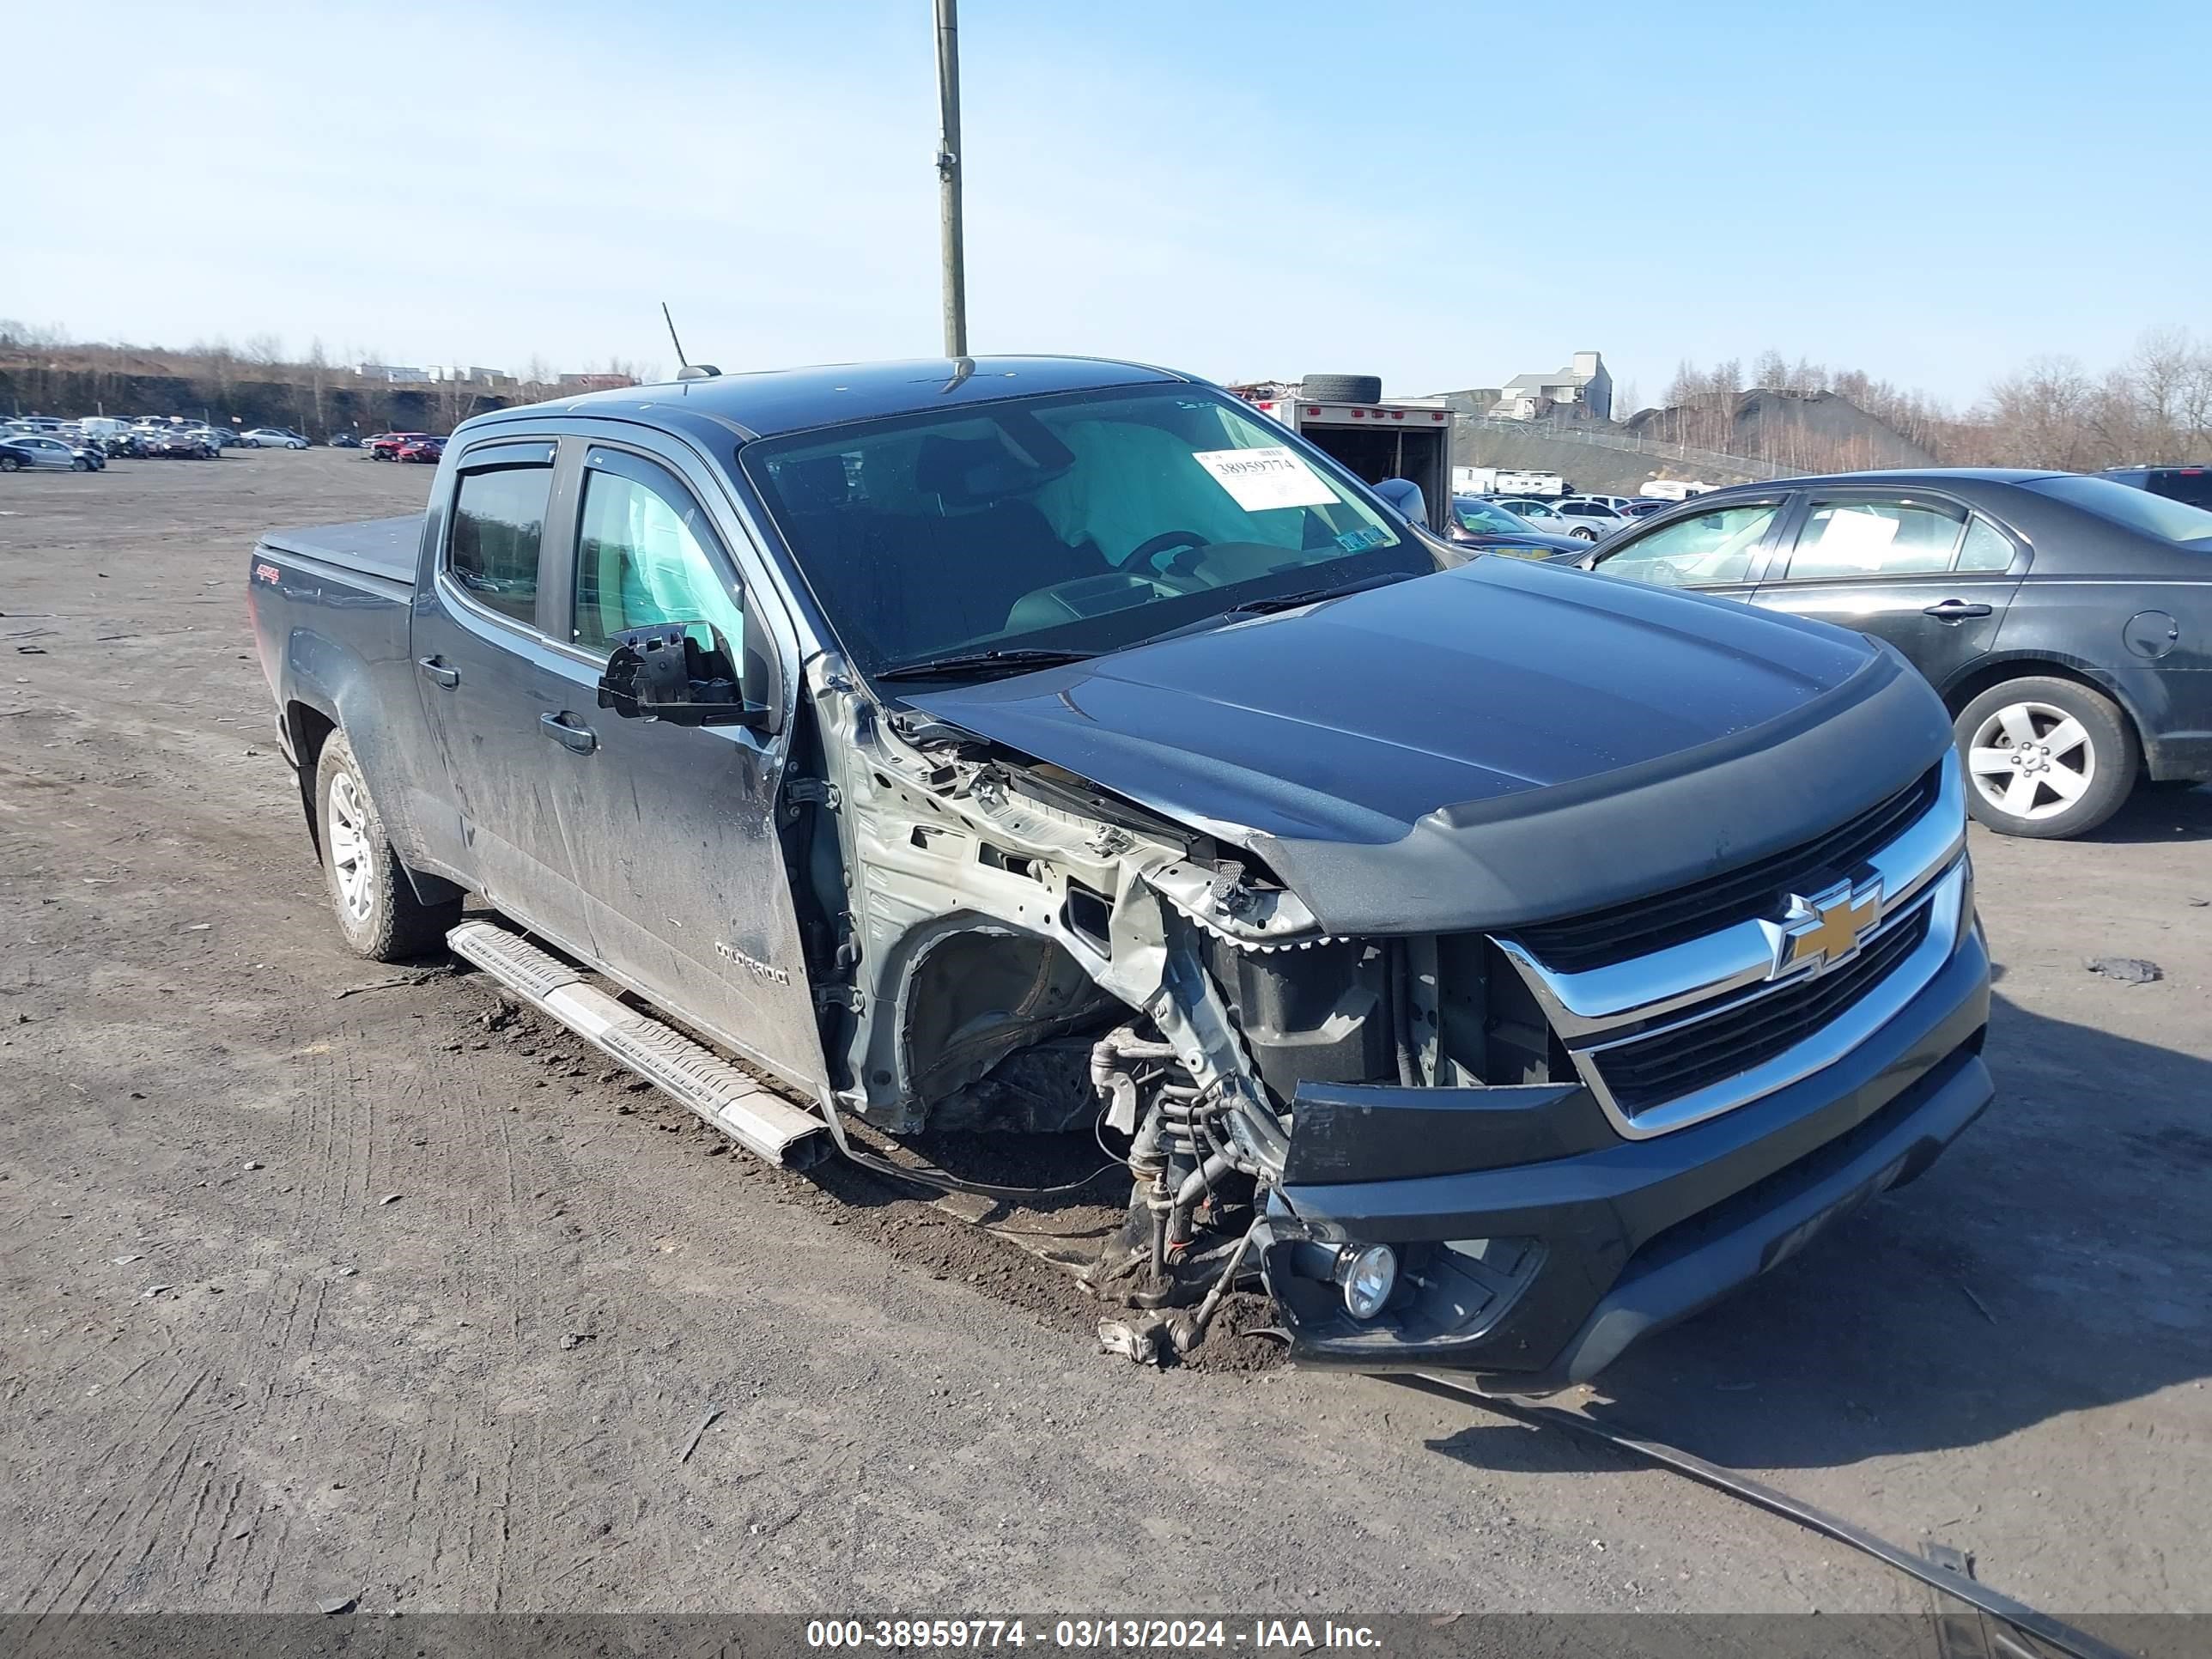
[1983,356,2098,469]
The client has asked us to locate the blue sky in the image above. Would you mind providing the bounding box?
[7,0,2206,410]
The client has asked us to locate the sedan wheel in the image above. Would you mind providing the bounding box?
[1955,676,2136,839]
[0,457,18,472]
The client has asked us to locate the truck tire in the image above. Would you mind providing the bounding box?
[314,731,460,960]
[1954,675,2136,840]
[1301,374,1383,404]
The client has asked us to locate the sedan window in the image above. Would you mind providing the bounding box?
[1597,501,1779,586]
[1956,516,2017,573]
[2022,474,2212,545]
[1780,497,1966,580]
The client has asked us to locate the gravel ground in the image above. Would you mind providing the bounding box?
[1,448,2206,1621]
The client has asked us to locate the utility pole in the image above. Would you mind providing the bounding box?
[933,0,968,357]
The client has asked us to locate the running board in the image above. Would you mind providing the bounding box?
[447,920,829,1170]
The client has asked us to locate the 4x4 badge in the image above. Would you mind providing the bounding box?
[1767,878,1882,979]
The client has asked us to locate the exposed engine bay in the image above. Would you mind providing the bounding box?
[789,653,1578,1364]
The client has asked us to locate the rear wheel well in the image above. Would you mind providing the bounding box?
[1942,659,2137,737]
[288,702,337,854]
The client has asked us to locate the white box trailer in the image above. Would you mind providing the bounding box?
[1236,386,1455,536]
[1493,470,1566,497]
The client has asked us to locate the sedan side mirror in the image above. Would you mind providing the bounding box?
[597,621,783,735]
[1371,477,1426,524]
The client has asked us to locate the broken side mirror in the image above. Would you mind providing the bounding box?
[596,621,784,735]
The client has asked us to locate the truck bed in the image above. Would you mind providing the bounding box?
[259,515,422,590]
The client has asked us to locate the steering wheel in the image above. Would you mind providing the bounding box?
[1130,529,1210,579]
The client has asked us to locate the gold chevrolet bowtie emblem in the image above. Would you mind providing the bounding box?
[1771,878,1881,978]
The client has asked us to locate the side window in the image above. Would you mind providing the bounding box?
[1957,515,2017,573]
[1598,501,1778,586]
[570,447,746,656]
[1782,496,1966,580]
[448,464,552,627]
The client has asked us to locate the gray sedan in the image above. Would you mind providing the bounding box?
[0,434,105,472]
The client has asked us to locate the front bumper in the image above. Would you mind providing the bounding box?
[1259,915,1991,1392]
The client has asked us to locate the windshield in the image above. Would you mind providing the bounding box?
[1454,497,1534,534]
[2022,475,2212,545]
[742,385,1435,676]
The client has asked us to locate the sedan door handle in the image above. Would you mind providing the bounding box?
[538,711,597,755]
[417,655,460,689]
[1923,599,1993,621]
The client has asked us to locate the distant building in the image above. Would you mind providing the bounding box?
[425,364,504,385]
[354,363,427,384]
[1488,351,1612,422]
[557,372,636,392]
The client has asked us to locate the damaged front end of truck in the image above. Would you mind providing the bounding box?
[793,597,1995,1393]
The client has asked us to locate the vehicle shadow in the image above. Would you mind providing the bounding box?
[1421,988,2212,1472]
[2078,779,2212,844]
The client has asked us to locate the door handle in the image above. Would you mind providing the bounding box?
[1923,599,1992,621]
[539,711,597,755]
[417,655,460,689]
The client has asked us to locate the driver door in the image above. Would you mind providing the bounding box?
[534,434,829,1097]
[1587,495,1790,604]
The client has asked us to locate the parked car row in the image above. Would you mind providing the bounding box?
[2,413,416,461]
[1457,492,1633,542]
[364,431,448,462]
[1,416,339,469]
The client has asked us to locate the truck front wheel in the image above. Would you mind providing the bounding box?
[315,732,461,960]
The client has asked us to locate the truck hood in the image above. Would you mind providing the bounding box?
[905,557,1956,934]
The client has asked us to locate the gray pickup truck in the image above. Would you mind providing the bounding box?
[246,356,1992,1389]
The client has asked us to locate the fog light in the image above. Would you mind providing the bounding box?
[1336,1243,1397,1321]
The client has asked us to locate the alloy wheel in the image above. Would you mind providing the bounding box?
[325,772,376,924]
[1966,700,2094,822]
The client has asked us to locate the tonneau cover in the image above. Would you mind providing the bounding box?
[258,515,422,589]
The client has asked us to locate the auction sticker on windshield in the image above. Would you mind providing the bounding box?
[1193,447,1337,512]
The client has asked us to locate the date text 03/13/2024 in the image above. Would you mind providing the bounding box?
[804,1620,1382,1650]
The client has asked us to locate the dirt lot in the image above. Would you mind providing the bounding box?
[2,448,2208,1620]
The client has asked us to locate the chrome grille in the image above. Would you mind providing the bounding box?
[1510,764,1942,974]
[1590,903,1931,1116]
[1496,760,1970,1139]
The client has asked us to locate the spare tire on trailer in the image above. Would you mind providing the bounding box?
[1300,374,1383,404]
